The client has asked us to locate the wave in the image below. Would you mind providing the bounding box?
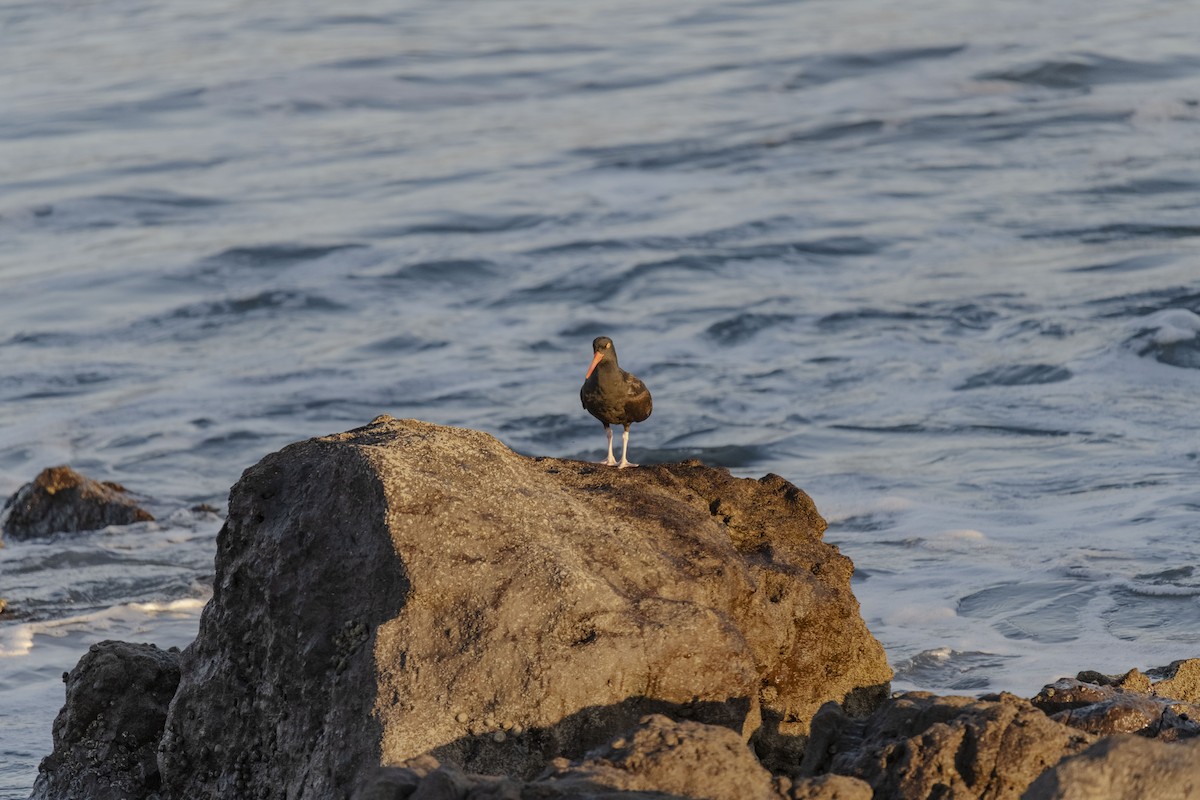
[893,648,1017,691]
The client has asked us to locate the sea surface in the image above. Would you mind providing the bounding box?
[4,0,1200,795]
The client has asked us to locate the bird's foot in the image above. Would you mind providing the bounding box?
[602,457,618,466]
[617,460,637,469]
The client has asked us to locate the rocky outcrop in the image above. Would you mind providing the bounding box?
[354,715,874,800]
[2,465,153,541]
[799,692,1096,799]
[1073,658,1200,705]
[154,416,890,798]
[30,641,180,800]
[1032,679,1200,740]
[538,714,781,799]
[1147,658,1200,703]
[1076,658,1200,704]
[1023,735,1200,800]
[29,418,1200,799]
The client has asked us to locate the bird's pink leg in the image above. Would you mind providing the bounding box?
[603,426,617,466]
[618,427,637,468]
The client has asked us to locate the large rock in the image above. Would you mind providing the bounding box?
[157,416,891,798]
[2,465,153,541]
[800,692,1095,800]
[1022,735,1200,800]
[30,641,180,800]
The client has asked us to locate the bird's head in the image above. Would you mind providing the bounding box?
[587,336,615,378]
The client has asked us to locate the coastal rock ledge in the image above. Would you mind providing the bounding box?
[36,416,892,799]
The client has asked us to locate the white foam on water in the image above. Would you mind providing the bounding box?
[1130,309,1200,345]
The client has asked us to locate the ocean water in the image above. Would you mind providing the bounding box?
[3,0,1200,794]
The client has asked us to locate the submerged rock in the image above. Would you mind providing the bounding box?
[30,641,180,800]
[1,465,153,541]
[153,416,890,798]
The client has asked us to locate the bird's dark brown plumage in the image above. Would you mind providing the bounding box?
[581,336,652,467]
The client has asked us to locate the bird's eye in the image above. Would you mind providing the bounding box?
[604,342,611,349]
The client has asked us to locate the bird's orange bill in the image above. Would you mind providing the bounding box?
[585,350,604,379]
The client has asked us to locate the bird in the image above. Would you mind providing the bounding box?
[580,336,653,468]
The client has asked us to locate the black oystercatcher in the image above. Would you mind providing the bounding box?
[580,336,652,468]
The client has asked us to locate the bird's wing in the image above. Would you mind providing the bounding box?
[625,374,650,399]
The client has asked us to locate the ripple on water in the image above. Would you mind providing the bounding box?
[359,334,450,354]
[363,212,556,239]
[373,258,500,283]
[1066,253,1176,274]
[956,364,1072,391]
[958,581,1098,644]
[10,191,225,230]
[639,443,773,469]
[978,52,1200,90]
[1026,223,1200,244]
[784,44,967,90]
[114,290,347,345]
[570,114,895,171]
[197,243,367,271]
[705,312,794,345]
[817,298,1016,338]
[1104,585,1200,645]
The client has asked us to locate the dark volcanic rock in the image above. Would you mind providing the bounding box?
[800,692,1095,800]
[31,641,180,800]
[1023,735,1200,800]
[2,465,153,540]
[155,416,891,798]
